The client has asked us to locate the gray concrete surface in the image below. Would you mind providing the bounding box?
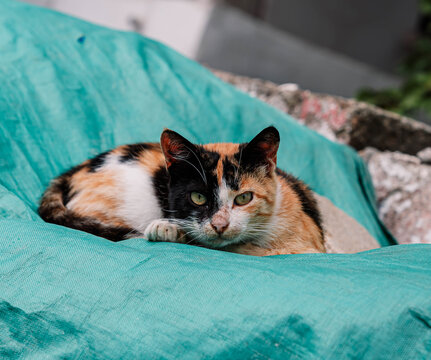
[197,5,401,98]
[265,0,418,72]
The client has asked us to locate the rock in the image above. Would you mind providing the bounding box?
[417,147,431,164]
[213,69,431,155]
[360,148,431,244]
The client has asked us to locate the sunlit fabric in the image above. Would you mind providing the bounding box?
[1,1,430,358]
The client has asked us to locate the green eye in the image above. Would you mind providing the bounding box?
[190,192,207,206]
[234,192,253,206]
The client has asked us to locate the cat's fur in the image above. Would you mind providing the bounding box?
[39,127,325,255]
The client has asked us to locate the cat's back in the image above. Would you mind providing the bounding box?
[38,142,168,240]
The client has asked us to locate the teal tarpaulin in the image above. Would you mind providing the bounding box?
[1,1,430,358]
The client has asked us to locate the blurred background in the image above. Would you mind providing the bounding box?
[24,0,430,124]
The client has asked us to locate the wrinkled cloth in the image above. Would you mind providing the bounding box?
[1,1,430,359]
[1,221,431,359]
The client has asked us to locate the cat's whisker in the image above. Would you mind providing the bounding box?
[172,155,207,184]
[235,146,243,182]
[183,145,207,184]
[184,237,197,245]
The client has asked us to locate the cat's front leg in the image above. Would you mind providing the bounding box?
[144,219,185,243]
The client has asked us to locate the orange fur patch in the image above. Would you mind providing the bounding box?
[203,143,239,156]
[67,167,126,225]
[204,143,240,185]
[138,147,165,174]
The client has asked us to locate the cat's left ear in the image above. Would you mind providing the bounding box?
[160,129,196,168]
[242,126,280,171]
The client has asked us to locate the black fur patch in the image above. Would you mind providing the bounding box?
[276,168,323,235]
[58,164,86,205]
[199,149,220,170]
[222,158,240,190]
[69,220,137,241]
[152,166,170,216]
[167,146,220,222]
[88,151,110,172]
[119,143,159,162]
[42,212,136,241]
[59,178,72,206]
[234,143,267,174]
[236,127,279,174]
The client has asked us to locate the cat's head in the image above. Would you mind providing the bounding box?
[160,127,280,248]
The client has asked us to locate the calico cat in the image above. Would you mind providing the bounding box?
[38,127,325,255]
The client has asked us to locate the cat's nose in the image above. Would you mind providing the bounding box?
[211,220,229,235]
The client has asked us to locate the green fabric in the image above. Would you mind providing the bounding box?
[1,221,431,359]
[1,1,430,358]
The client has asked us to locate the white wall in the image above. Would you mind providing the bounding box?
[23,0,215,59]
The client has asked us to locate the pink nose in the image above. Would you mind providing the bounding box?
[211,221,229,235]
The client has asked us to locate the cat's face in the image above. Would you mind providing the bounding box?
[160,127,280,248]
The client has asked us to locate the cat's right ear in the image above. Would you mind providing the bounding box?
[242,126,280,171]
[160,129,196,168]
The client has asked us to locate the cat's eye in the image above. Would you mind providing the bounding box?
[190,192,207,206]
[234,192,253,206]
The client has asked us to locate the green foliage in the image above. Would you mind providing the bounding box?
[420,0,431,15]
[357,1,431,119]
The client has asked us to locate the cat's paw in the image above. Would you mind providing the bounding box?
[144,219,182,243]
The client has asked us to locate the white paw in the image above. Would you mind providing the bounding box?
[144,219,181,243]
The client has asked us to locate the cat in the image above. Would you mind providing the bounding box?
[38,126,325,255]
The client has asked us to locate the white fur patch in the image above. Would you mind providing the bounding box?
[217,181,231,207]
[144,219,180,242]
[104,155,162,232]
[194,180,254,248]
